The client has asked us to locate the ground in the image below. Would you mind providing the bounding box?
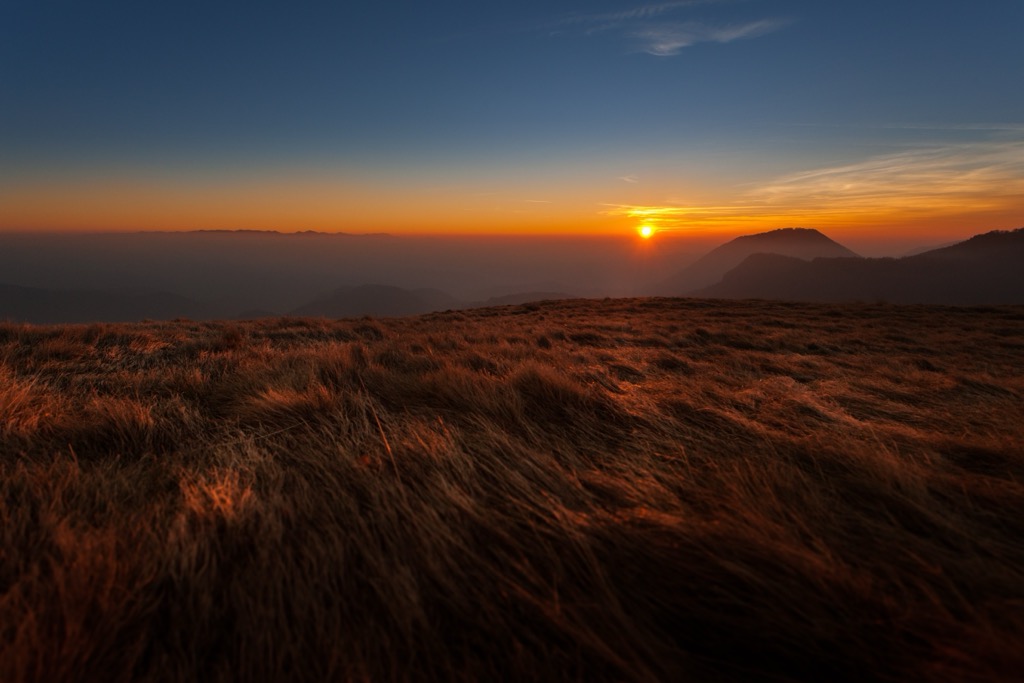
[2,298,1022,682]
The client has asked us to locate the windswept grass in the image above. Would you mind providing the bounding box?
[1,298,1022,682]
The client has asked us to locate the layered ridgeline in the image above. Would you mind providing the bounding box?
[698,228,1024,305]
[0,231,696,323]
[654,228,859,294]
[1,228,1021,323]
[0,281,575,324]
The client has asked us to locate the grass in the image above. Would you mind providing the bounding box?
[1,297,1023,682]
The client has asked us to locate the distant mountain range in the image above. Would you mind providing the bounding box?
[2,227,1021,324]
[655,227,859,294]
[696,228,1024,305]
[0,282,576,324]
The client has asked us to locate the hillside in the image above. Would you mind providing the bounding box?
[2,298,1022,682]
[700,228,1024,304]
[655,228,858,294]
[909,227,1024,264]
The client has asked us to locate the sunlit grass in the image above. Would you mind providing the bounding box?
[1,298,1022,682]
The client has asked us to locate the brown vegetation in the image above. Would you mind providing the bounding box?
[1,298,1023,682]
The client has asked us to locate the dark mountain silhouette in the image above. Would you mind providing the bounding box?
[0,275,578,324]
[0,283,212,324]
[900,239,961,257]
[697,228,1024,305]
[3,229,1019,322]
[0,231,699,311]
[909,228,1024,264]
[655,227,859,294]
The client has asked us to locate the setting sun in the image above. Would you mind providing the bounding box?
[639,225,654,239]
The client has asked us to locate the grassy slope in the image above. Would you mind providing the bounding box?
[1,298,1022,682]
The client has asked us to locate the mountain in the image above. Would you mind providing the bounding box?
[908,228,1024,265]
[655,228,859,294]
[0,231,694,310]
[899,239,961,257]
[0,283,212,324]
[697,228,1024,305]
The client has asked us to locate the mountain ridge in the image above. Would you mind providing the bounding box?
[655,227,859,294]
[697,228,1024,304]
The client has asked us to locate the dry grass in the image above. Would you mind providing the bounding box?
[1,298,1023,682]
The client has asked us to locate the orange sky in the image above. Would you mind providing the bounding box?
[2,140,1022,254]
[4,1,1022,257]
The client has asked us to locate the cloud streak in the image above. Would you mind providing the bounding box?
[633,18,788,56]
[605,140,1024,230]
[755,142,1024,211]
[555,1,720,28]
[547,1,788,55]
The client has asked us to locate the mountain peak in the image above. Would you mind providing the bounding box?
[737,227,826,238]
[698,227,1024,305]
[912,227,1024,259]
[731,227,853,248]
[656,228,858,295]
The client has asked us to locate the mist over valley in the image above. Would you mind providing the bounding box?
[2,227,1021,324]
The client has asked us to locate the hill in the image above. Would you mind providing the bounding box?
[1,298,1022,682]
[909,227,1024,264]
[655,227,859,294]
[699,228,1024,304]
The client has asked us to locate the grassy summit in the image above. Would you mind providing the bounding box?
[1,298,1022,682]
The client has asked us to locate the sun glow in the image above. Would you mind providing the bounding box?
[639,225,654,239]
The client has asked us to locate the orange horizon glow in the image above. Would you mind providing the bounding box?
[2,187,1018,245]
[2,180,1019,243]
[2,140,1021,245]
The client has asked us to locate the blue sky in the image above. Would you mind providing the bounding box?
[2,0,1022,246]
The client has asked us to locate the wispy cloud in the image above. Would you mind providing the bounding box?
[782,122,1024,135]
[633,18,788,55]
[555,1,719,29]
[604,140,1024,229]
[755,142,1024,211]
[546,1,788,55]
[619,175,640,184]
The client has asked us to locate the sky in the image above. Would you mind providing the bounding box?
[2,0,1022,251]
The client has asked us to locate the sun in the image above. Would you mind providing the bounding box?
[638,225,654,239]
